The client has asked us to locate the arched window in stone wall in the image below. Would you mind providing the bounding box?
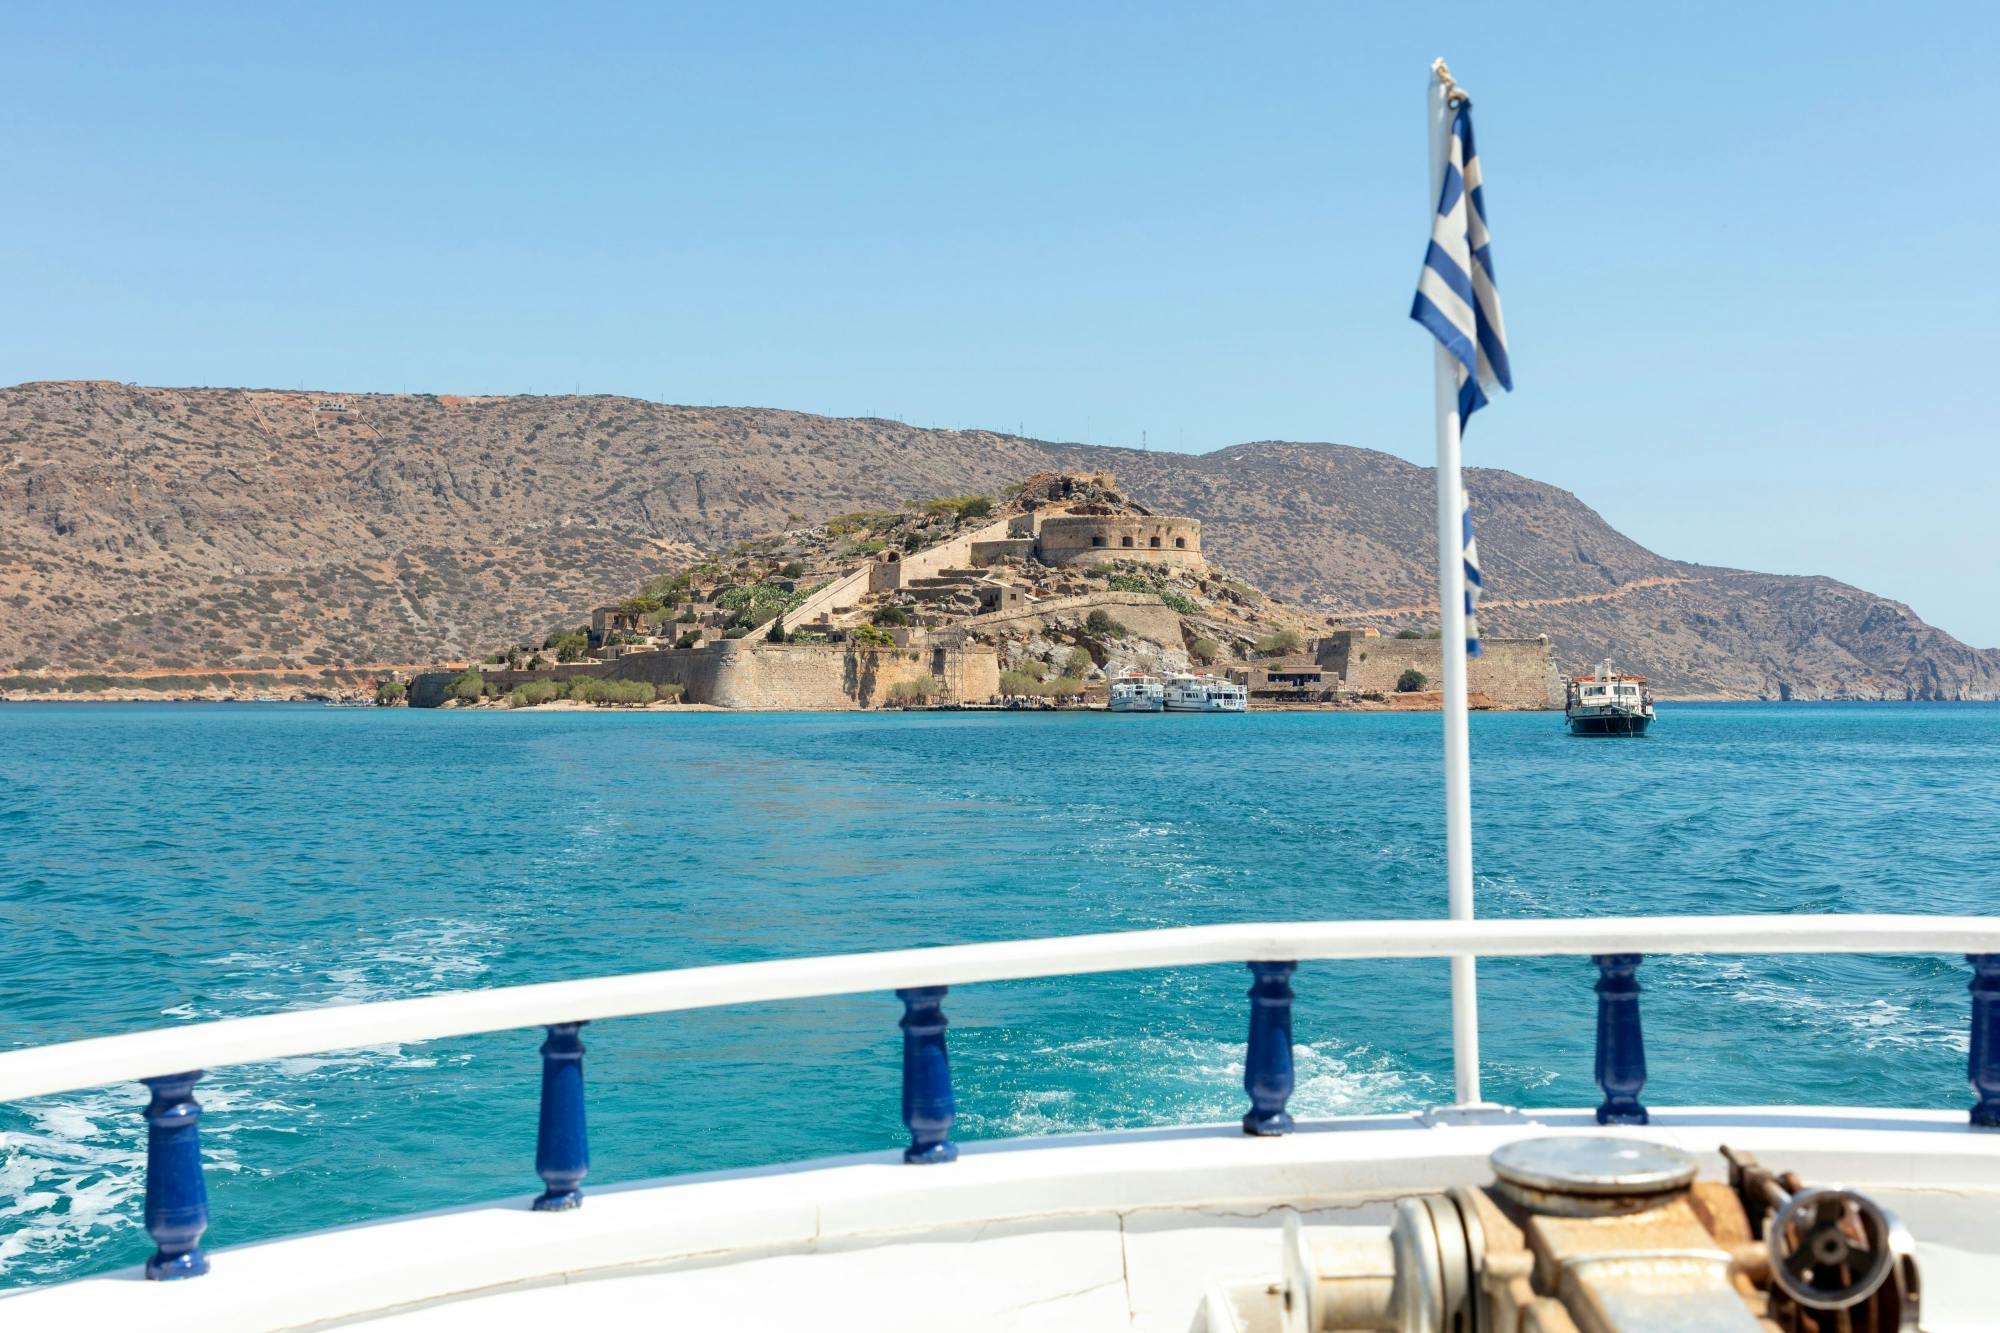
[1121,535,1134,548]
[1149,536,1162,548]
[1091,535,1106,548]
[1174,536,1187,549]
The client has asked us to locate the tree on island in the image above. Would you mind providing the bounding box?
[1085,609,1126,639]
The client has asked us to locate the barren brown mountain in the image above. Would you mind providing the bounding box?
[3,380,1994,699]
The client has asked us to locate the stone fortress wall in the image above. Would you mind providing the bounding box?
[786,514,1018,614]
[414,639,1000,710]
[957,590,1187,648]
[1031,514,1204,570]
[1316,630,1563,710]
[603,640,998,709]
[784,564,872,626]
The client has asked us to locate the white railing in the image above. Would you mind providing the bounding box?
[13,912,2000,1286]
[6,914,1999,1104]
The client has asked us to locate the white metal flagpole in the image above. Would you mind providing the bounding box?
[1428,61,1482,1107]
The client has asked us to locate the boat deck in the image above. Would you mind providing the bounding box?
[12,1107,1998,1332]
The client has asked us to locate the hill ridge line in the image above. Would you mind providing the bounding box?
[2,381,1993,701]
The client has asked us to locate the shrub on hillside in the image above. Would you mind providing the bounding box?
[1397,668,1429,693]
[1189,637,1220,666]
[1252,630,1302,657]
[447,670,486,703]
[373,680,406,706]
[1063,646,1094,676]
[1106,571,1198,617]
[1044,675,1086,697]
[674,631,702,649]
[1394,629,1424,640]
[885,677,935,705]
[717,581,797,630]
[871,605,911,626]
[641,571,694,602]
[544,629,589,662]
[851,624,895,648]
[1085,609,1126,639]
[827,511,893,536]
[920,495,992,522]
[780,561,806,578]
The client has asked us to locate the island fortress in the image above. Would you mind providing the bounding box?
[408,472,1560,711]
[973,512,1204,570]
[792,476,1207,627]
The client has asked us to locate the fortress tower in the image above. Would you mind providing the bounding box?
[1030,513,1204,569]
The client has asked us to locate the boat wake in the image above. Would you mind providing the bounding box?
[963,1035,1444,1141]
[0,918,504,1286]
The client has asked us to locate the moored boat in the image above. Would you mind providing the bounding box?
[1565,659,1655,736]
[1162,672,1247,713]
[1106,669,1164,712]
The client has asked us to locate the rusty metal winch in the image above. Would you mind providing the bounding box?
[1277,1136,1919,1333]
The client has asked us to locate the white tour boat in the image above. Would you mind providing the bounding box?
[1163,672,1248,713]
[3,916,2000,1331]
[1565,658,1656,737]
[1107,670,1165,712]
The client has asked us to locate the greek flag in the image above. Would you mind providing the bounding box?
[1412,96,1510,656]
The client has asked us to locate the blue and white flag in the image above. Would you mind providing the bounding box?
[1412,96,1510,656]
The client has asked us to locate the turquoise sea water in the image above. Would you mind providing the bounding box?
[2,702,1997,1286]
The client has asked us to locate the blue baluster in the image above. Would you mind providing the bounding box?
[1968,955,2000,1128]
[141,1071,210,1280]
[1593,954,1648,1125]
[897,986,957,1163]
[1243,961,1297,1136]
[532,1022,589,1210]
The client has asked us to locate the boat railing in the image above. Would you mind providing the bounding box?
[5,913,2000,1282]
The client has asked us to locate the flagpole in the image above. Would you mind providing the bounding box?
[1428,60,1482,1107]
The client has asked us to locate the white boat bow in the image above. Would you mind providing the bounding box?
[4,914,1999,1331]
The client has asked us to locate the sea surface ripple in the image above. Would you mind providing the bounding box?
[1,701,1996,1285]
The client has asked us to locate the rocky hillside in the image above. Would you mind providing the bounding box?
[3,380,1993,699]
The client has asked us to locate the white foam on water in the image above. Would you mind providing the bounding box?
[4,918,504,1287]
[0,1088,150,1282]
[1697,960,1966,1056]
[965,1034,1441,1141]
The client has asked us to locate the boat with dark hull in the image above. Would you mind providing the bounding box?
[1565,659,1655,736]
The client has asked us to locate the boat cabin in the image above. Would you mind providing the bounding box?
[1567,672,1649,709]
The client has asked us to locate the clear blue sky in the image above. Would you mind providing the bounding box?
[5,4,1995,643]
